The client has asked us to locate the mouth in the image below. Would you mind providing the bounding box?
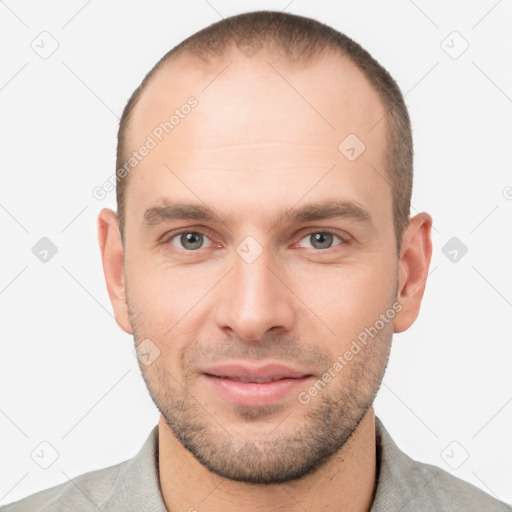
[200,363,313,407]
[205,375,295,383]
[201,362,311,381]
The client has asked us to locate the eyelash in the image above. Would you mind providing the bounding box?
[160,228,351,252]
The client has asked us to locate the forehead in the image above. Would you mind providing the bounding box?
[129,48,387,151]
[123,47,391,231]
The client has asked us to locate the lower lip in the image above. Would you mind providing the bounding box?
[203,374,312,407]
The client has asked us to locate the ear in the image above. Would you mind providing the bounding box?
[97,208,132,334]
[394,212,433,333]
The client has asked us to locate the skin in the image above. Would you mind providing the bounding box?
[98,46,432,512]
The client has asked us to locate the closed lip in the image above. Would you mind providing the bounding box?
[201,363,312,383]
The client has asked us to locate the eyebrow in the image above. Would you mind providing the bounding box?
[278,200,373,227]
[143,202,223,225]
[142,199,374,230]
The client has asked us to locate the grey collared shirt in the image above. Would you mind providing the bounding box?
[2,417,510,511]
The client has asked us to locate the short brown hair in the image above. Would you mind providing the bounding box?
[116,11,413,254]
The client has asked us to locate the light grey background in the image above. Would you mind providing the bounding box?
[1,0,511,506]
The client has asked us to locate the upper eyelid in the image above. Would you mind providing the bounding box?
[161,226,216,241]
[300,227,349,239]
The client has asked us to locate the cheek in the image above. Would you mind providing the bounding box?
[126,260,211,352]
[288,260,394,340]
[127,267,181,338]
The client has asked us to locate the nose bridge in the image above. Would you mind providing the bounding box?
[215,240,295,340]
[235,247,275,305]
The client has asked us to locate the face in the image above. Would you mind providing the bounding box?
[118,48,401,484]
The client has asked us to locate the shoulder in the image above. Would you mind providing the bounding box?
[373,417,511,512]
[403,457,511,511]
[1,463,122,512]
[1,426,163,512]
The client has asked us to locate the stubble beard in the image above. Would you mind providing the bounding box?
[127,292,395,485]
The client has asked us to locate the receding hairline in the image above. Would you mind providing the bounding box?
[119,42,393,207]
[121,41,365,148]
[118,10,403,163]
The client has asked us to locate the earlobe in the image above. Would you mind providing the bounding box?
[394,213,433,333]
[97,208,133,334]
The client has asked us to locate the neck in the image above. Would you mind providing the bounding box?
[158,406,377,512]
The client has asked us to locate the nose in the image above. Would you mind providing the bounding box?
[214,243,296,342]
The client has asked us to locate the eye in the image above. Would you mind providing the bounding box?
[297,231,346,250]
[167,231,213,251]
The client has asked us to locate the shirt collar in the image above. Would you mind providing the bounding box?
[102,425,167,511]
[370,416,442,511]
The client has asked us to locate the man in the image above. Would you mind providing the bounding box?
[3,10,509,512]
